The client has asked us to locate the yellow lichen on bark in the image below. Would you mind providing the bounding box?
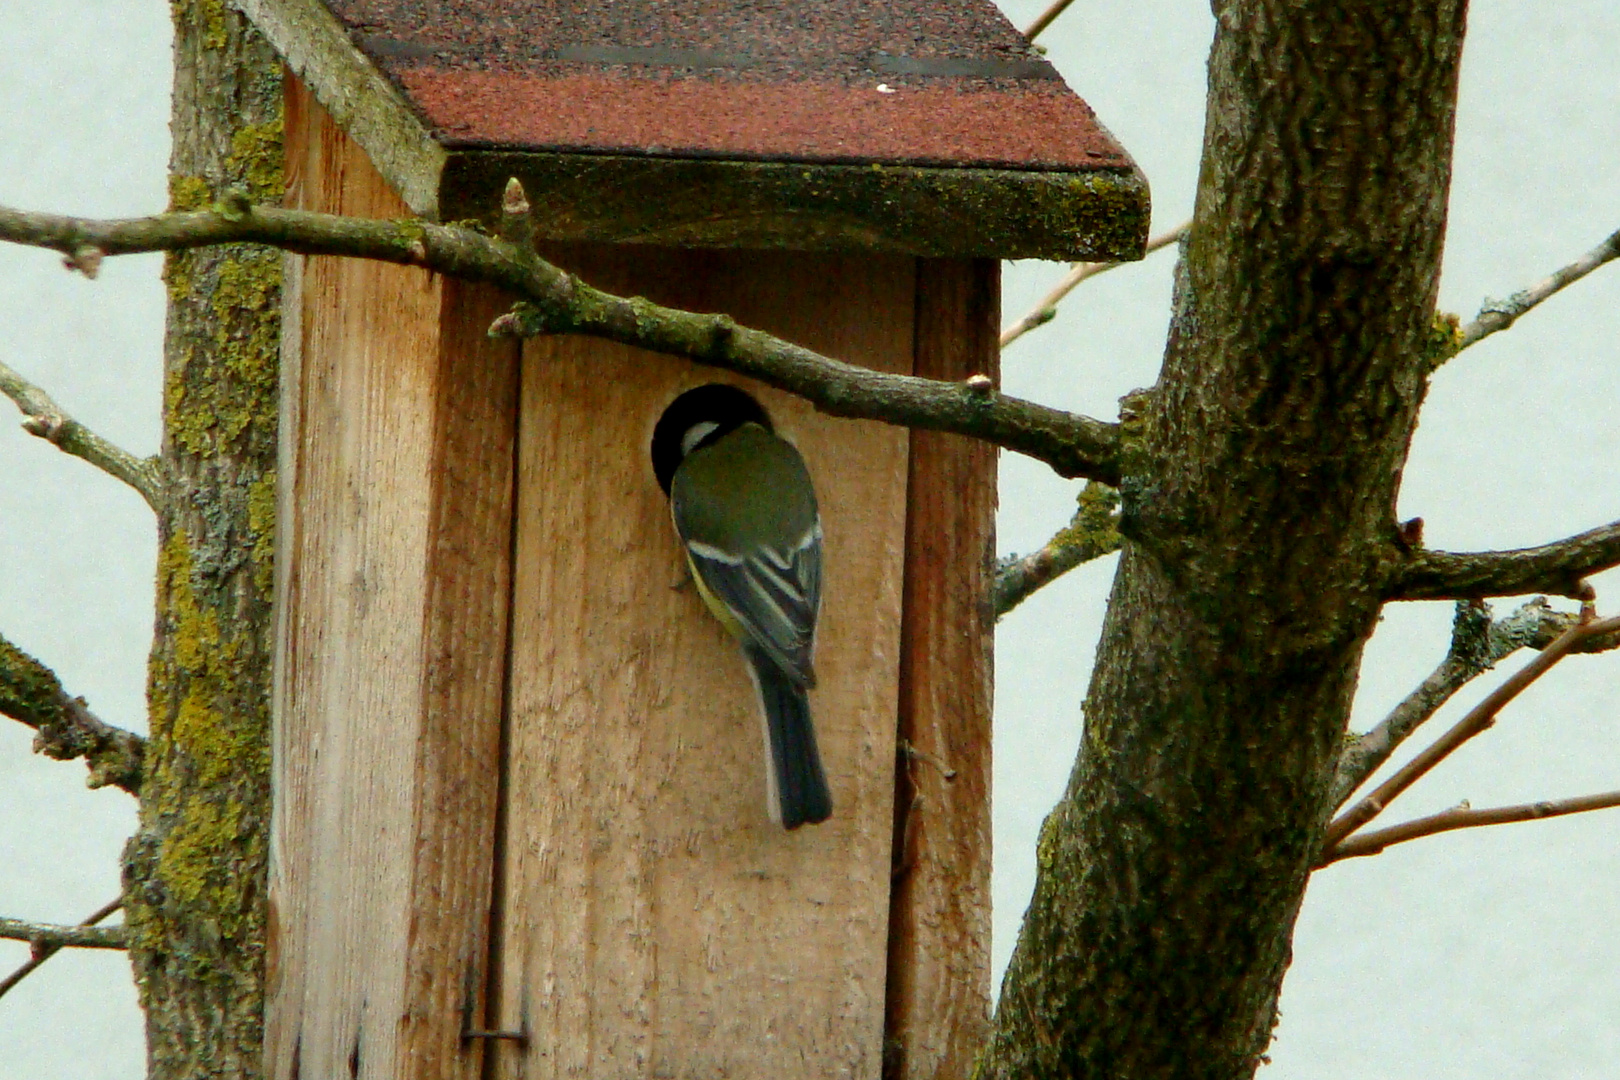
[128,6,283,1071]
[162,246,281,455]
[246,471,276,596]
[227,117,285,204]
[135,533,269,963]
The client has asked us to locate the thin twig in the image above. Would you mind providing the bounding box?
[1450,226,1620,356]
[1391,516,1620,601]
[0,915,126,951]
[1000,221,1190,350]
[0,357,165,509]
[0,897,122,1000]
[1023,0,1078,41]
[0,196,1123,483]
[1332,600,1493,807]
[995,481,1121,618]
[1331,598,1620,808]
[0,631,144,794]
[1323,790,1620,865]
[1324,610,1620,849]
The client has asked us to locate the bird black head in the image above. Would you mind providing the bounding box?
[651,383,774,495]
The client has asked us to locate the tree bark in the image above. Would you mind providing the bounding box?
[121,4,282,1077]
[981,2,1468,1077]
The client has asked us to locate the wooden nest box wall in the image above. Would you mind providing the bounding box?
[250,2,1146,1078]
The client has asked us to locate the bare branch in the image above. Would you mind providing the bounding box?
[1323,610,1620,853]
[1449,225,1620,356]
[995,481,1121,618]
[1022,0,1077,40]
[0,897,122,1000]
[0,198,1123,482]
[1332,599,1493,807]
[1324,790,1620,865]
[1330,598,1620,807]
[1000,221,1190,350]
[0,915,125,950]
[1390,518,1620,600]
[0,631,144,794]
[0,357,165,509]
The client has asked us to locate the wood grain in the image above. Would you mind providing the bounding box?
[489,246,913,1079]
[267,78,517,1080]
[885,259,998,1080]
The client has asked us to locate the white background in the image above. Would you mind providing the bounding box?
[1,2,1617,1075]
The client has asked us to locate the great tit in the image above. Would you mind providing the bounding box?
[651,384,832,830]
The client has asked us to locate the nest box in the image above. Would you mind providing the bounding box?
[250,2,1146,1078]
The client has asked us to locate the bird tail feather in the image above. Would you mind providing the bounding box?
[746,645,832,829]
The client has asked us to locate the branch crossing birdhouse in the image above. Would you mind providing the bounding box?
[249,2,1146,1078]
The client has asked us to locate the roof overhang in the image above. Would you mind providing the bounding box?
[240,0,1149,260]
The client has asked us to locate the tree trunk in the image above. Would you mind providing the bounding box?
[121,4,282,1077]
[981,2,1468,1077]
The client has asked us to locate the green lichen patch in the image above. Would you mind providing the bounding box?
[172,0,228,50]
[139,532,271,964]
[169,174,212,214]
[164,246,281,457]
[155,796,246,908]
[1053,482,1121,559]
[226,116,286,205]
[165,109,283,215]
[0,632,64,725]
[1424,310,1465,372]
[246,471,276,597]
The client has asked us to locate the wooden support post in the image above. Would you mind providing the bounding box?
[885,258,999,1080]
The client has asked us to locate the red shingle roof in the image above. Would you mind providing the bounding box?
[329,0,1131,171]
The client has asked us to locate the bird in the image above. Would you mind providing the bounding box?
[651,383,833,830]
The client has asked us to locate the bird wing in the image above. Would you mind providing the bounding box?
[685,523,821,687]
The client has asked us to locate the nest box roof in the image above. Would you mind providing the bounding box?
[243,0,1149,259]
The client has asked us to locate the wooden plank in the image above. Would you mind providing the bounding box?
[267,78,517,1080]
[439,151,1150,261]
[488,247,913,1079]
[885,258,998,1080]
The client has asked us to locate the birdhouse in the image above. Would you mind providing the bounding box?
[248,2,1146,1078]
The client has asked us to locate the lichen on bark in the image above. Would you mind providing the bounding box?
[122,4,282,1076]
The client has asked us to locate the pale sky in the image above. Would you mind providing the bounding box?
[1,2,1617,1077]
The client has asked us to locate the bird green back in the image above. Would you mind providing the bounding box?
[671,423,818,550]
